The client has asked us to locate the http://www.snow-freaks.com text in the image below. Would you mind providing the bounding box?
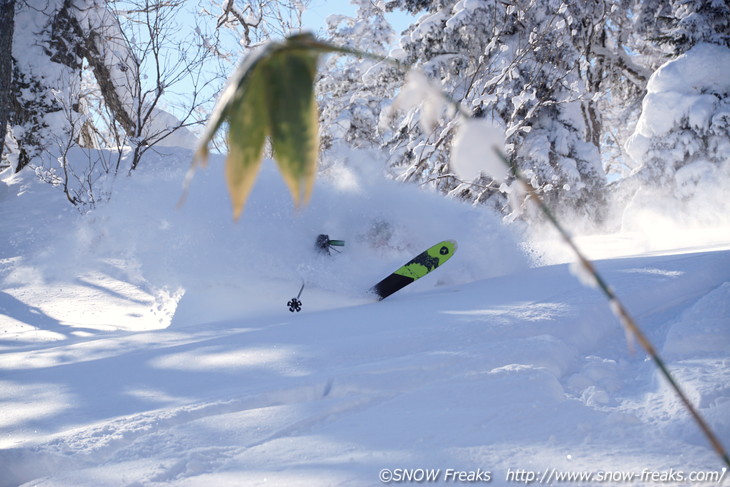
[377,466,728,484]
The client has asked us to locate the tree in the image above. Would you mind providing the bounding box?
[623,2,730,205]
[660,0,730,54]
[383,0,610,222]
[3,0,216,207]
[108,0,216,171]
[591,0,667,179]
[193,0,311,155]
[198,0,310,67]
[317,0,398,158]
[0,0,13,170]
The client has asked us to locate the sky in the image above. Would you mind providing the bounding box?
[302,0,415,40]
[146,0,417,131]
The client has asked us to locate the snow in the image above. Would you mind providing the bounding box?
[606,43,730,261]
[626,43,730,163]
[386,69,448,133]
[451,118,508,183]
[146,109,198,150]
[646,44,730,96]
[1,143,729,486]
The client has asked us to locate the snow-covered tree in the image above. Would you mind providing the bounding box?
[4,0,79,172]
[2,0,215,207]
[624,43,730,201]
[620,0,730,210]
[0,0,13,170]
[593,0,667,178]
[3,0,156,174]
[317,0,398,159]
[384,0,610,221]
[659,0,730,54]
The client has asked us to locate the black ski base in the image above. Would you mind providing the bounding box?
[371,273,414,300]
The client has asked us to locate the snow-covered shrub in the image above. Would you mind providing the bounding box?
[617,43,730,236]
[625,43,730,199]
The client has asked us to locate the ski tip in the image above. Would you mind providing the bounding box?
[435,239,457,257]
[436,239,457,247]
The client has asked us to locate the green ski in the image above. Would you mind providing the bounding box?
[370,240,457,300]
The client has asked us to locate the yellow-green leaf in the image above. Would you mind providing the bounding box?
[194,43,276,169]
[265,45,320,207]
[189,33,331,219]
[225,62,269,219]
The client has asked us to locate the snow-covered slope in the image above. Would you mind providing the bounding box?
[1,148,728,486]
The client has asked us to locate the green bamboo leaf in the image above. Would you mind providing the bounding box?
[265,44,320,207]
[225,62,269,219]
[187,33,336,218]
[193,43,276,168]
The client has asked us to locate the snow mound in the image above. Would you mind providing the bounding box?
[1,146,527,331]
[663,282,730,358]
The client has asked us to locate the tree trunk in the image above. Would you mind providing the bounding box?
[0,0,15,165]
[53,0,136,135]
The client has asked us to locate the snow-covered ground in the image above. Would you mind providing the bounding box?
[1,148,729,486]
